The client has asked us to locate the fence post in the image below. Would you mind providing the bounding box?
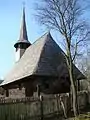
[40,95,43,120]
[85,91,89,106]
[6,89,9,97]
[37,84,41,97]
[60,95,67,118]
[56,94,60,115]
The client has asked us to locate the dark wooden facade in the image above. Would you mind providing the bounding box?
[1,75,71,97]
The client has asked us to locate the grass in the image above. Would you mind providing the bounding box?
[68,113,90,120]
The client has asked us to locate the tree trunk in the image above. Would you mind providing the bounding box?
[68,54,78,116]
[66,40,78,117]
[69,68,78,116]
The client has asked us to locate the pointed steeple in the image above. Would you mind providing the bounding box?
[14,5,31,62]
[19,6,28,42]
[14,6,31,48]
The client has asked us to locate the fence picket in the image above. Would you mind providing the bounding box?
[0,91,88,120]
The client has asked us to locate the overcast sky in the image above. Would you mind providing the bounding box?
[0,0,90,79]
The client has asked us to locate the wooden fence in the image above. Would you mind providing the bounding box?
[0,91,88,120]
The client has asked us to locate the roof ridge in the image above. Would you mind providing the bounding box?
[31,32,49,45]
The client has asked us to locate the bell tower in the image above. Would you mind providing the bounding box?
[14,6,31,62]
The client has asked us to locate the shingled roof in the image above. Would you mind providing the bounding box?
[1,32,85,86]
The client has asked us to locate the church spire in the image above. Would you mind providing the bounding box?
[19,5,28,42]
[14,5,31,48]
[14,5,31,62]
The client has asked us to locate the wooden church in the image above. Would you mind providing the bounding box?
[0,7,85,97]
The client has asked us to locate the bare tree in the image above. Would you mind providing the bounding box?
[79,46,90,79]
[35,0,89,116]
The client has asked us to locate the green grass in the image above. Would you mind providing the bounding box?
[69,113,90,120]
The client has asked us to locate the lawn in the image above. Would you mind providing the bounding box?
[68,113,90,120]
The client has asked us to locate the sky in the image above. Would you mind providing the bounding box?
[0,0,45,79]
[0,0,90,79]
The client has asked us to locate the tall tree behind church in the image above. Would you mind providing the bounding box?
[35,0,90,116]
